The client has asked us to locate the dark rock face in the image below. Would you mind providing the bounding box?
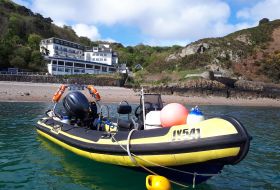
[0,75,122,86]
[138,79,280,99]
[232,80,280,99]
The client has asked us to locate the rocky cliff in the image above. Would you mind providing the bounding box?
[163,19,280,83]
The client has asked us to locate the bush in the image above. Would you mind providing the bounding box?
[10,56,26,68]
[259,18,269,25]
[28,33,42,50]
[180,53,211,69]
[260,54,280,82]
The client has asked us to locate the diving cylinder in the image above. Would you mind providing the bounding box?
[186,106,205,126]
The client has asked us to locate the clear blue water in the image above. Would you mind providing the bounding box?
[0,102,279,190]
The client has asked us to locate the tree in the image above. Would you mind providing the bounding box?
[29,50,45,71]
[79,36,92,46]
[259,18,270,25]
[13,46,31,63]
[0,41,12,68]
[28,33,42,50]
[10,56,26,68]
[8,15,26,38]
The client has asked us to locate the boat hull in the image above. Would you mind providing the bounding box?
[36,116,250,184]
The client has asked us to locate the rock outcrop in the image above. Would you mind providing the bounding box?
[137,79,280,99]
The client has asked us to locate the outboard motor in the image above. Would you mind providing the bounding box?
[63,91,90,120]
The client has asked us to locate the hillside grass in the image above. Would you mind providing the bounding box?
[1,0,280,84]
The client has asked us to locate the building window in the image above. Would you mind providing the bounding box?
[109,68,116,72]
[102,67,107,72]
[52,60,57,64]
[65,68,72,73]
[57,67,64,72]
[58,61,64,65]
[100,58,103,61]
[92,58,95,61]
[104,58,107,61]
[74,63,84,68]
[86,64,93,68]
[65,62,73,66]
[95,66,100,70]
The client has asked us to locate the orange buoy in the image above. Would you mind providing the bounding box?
[146,175,171,190]
[52,84,67,103]
[87,85,101,101]
[160,103,188,127]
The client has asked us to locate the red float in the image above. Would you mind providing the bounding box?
[160,103,189,127]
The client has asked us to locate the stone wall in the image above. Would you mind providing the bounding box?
[0,74,122,86]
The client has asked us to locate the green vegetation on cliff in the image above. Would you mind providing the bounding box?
[0,0,279,84]
[0,0,93,71]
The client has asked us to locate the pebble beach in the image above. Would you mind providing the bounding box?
[0,81,280,107]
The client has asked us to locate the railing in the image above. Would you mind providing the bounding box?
[0,71,47,76]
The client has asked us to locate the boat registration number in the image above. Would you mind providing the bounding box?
[172,128,200,141]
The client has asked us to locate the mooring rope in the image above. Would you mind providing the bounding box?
[113,131,188,188]
[111,130,220,189]
[126,129,137,164]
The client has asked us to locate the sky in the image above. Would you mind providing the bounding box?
[12,0,280,46]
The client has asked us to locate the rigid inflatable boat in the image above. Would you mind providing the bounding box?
[36,84,251,185]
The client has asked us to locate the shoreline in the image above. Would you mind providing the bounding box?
[0,81,280,107]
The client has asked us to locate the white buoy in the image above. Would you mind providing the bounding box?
[186,106,205,126]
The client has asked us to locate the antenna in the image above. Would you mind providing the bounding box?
[141,87,146,128]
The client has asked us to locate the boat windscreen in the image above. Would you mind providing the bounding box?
[141,94,163,111]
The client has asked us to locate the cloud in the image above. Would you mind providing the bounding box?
[102,38,117,43]
[24,0,255,45]
[72,24,100,40]
[237,0,280,22]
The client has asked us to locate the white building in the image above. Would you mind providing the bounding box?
[84,44,118,65]
[40,37,84,60]
[40,37,117,75]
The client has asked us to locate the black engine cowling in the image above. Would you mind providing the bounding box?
[63,91,90,120]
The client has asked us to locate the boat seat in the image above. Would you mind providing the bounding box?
[117,119,133,131]
[116,101,139,130]
[117,104,132,114]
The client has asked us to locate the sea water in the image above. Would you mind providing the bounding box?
[0,102,279,190]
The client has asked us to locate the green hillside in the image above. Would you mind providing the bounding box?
[128,19,280,84]
[0,0,93,71]
[0,0,279,84]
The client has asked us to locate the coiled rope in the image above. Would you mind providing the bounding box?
[111,129,220,189]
